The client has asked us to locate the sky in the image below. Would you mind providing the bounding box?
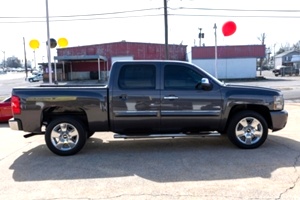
[1,0,299,66]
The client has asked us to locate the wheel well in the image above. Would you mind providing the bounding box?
[42,106,89,131]
[227,105,272,129]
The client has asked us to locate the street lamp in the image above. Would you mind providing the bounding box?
[198,28,204,47]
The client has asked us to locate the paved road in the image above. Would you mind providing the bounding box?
[0,104,299,200]
[0,72,39,99]
[230,71,300,101]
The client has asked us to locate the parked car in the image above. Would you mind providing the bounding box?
[273,65,299,76]
[280,66,299,76]
[28,73,43,82]
[272,65,284,76]
[0,97,12,122]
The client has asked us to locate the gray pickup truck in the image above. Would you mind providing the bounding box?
[9,60,288,156]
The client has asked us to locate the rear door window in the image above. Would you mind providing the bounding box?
[118,64,156,89]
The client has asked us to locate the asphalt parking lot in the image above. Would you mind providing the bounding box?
[0,102,299,200]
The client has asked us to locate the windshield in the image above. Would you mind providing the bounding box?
[189,62,225,86]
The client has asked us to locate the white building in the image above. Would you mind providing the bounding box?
[191,45,265,79]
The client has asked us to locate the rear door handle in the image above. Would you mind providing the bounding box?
[164,96,178,100]
[119,94,128,100]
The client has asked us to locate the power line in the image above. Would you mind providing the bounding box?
[0,6,299,24]
[171,7,300,13]
[169,14,300,18]
[0,7,163,19]
[0,14,164,24]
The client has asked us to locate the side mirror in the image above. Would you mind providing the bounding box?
[196,78,212,90]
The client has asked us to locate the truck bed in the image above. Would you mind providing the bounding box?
[11,85,109,133]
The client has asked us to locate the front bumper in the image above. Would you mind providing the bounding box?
[9,118,23,131]
[270,110,288,132]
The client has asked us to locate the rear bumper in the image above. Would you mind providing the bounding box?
[270,110,288,132]
[9,118,23,131]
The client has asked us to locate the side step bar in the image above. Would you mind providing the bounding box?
[114,131,220,139]
[24,132,45,138]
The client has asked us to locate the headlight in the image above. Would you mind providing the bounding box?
[273,95,284,110]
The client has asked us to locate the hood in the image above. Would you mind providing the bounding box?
[224,84,282,96]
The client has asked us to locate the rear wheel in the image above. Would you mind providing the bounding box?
[45,118,87,156]
[227,111,268,149]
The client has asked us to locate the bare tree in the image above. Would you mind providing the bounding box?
[257,33,266,75]
[293,41,300,51]
[277,43,292,54]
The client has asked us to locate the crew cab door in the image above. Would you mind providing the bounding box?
[160,63,223,133]
[110,63,160,134]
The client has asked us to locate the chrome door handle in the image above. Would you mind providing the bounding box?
[164,96,178,100]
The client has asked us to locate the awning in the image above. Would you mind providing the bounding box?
[52,55,108,82]
[54,55,107,62]
[291,55,300,63]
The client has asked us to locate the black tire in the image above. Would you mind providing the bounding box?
[227,111,268,149]
[29,78,33,82]
[45,118,87,156]
[87,131,95,138]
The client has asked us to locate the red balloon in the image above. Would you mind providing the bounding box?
[222,21,237,36]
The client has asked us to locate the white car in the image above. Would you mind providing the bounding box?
[28,73,43,82]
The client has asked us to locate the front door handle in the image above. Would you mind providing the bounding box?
[164,96,179,100]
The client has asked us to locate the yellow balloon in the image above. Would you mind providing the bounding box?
[58,38,68,48]
[29,39,40,50]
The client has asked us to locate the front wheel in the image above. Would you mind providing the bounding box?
[227,111,268,149]
[87,131,95,138]
[45,118,87,156]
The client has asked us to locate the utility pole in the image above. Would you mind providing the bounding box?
[23,37,28,79]
[163,0,169,60]
[213,23,218,79]
[46,0,52,83]
[273,43,276,69]
[33,50,37,69]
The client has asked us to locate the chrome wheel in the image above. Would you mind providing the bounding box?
[45,118,87,156]
[227,111,268,149]
[235,117,263,145]
[50,123,79,151]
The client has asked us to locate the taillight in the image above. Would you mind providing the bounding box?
[11,95,21,115]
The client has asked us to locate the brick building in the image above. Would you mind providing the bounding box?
[42,41,187,82]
